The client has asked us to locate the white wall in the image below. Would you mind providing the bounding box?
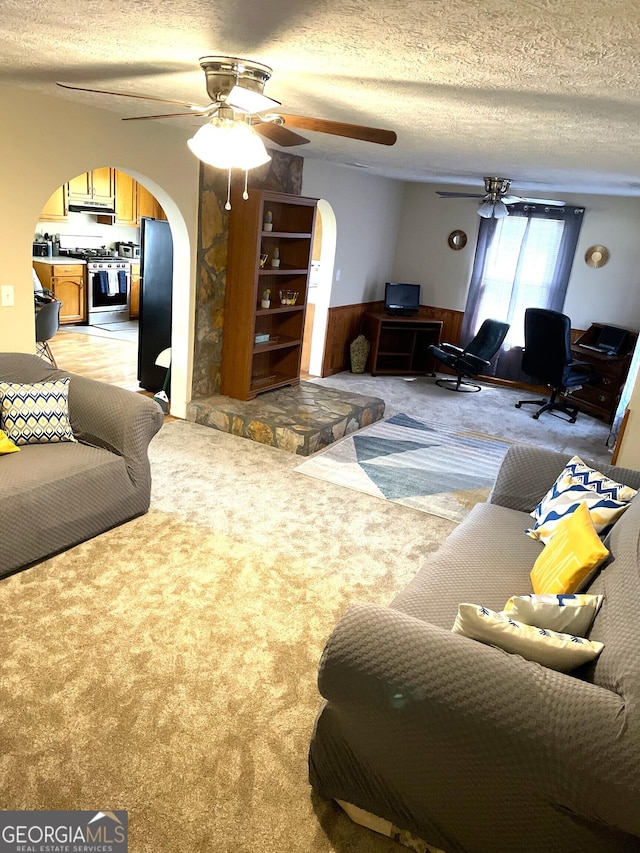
[392,182,640,330]
[0,83,199,418]
[301,161,404,306]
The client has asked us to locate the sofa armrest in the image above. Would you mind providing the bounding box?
[488,444,569,512]
[317,603,638,838]
[68,374,164,485]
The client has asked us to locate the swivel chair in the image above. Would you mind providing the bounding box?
[515,307,593,423]
[429,318,510,391]
[35,300,61,368]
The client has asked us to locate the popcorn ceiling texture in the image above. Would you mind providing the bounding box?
[7,0,640,193]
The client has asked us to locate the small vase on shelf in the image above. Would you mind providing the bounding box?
[271,247,280,268]
[263,210,273,232]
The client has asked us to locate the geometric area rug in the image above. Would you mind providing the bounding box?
[295,412,513,522]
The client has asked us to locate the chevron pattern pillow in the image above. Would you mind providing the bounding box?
[0,379,76,445]
[526,473,629,544]
[531,456,637,516]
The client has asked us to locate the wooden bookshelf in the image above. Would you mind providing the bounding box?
[221,188,317,400]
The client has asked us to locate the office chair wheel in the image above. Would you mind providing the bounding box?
[533,413,540,419]
[515,402,522,409]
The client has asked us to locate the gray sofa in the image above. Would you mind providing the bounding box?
[0,352,164,577]
[309,444,640,853]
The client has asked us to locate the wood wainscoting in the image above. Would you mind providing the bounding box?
[321,301,464,377]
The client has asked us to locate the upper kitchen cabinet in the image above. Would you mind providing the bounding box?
[39,185,68,222]
[137,183,167,223]
[113,170,137,227]
[67,167,115,207]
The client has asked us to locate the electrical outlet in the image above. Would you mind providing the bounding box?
[1,285,14,307]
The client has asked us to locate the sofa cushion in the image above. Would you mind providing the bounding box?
[0,379,76,445]
[452,603,605,672]
[529,501,610,594]
[0,442,143,575]
[525,474,629,544]
[502,593,603,636]
[391,502,543,629]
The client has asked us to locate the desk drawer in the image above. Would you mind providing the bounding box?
[572,384,615,409]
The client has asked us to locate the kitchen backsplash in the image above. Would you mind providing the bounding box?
[34,210,139,250]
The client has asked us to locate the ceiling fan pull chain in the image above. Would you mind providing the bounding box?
[225,169,232,210]
[243,170,249,200]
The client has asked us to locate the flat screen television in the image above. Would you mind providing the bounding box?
[384,282,421,316]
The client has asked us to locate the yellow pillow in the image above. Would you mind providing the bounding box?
[530,501,609,594]
[0,428,19,454]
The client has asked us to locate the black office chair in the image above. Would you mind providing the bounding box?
[515,307,593,423]
[429,318,510,392]
[35,300,61,367]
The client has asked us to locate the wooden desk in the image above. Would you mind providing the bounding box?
[364,311,443,376]
[571,324,638,424]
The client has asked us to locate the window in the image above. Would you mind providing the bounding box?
[461,203,584,379]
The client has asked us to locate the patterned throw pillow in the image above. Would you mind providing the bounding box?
[452,603,604,673]
[525,473,629,544]
[502,593,603,636]
[529,502,610,594]
[530,456,637,519]
[0,379,76,445]
[0,428,20,454]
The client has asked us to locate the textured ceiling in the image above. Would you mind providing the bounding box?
[4,0,640,197]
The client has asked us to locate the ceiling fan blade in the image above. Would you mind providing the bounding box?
[501,195,522,204]
[436,191,484,199]
[254,121,309,147]
[278,113,396,146]
[57,81,206,111]
[519,196,566,206]
[122,110,213,122]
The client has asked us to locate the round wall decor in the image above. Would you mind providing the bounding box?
[448,229,467,250]
[585,245,610,268]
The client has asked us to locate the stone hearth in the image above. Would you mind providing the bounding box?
[186,381,385,456]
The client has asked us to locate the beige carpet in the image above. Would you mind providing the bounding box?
[0,419,456,853]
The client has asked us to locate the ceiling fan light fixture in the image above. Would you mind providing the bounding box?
[493,200,509,218]
[187,117,272,171]
[477,200,495,218]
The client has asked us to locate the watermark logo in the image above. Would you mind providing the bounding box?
[0,810,127,853]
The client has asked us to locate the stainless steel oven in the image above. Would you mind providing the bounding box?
[86,258,131,325]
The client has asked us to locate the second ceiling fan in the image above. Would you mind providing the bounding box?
[436,177,565,218]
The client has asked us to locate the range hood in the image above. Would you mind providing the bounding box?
[67,200,116,215]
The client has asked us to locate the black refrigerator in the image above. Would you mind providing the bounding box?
[138,217,173,390]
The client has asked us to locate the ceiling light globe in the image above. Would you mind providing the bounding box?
[187,119,271,170]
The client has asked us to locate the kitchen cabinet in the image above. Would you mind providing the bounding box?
[113,170,138,226]
[67,167,115,207]
[33,261,86,324]
[137,183,166,223]
[129,262,140,318]
[221,188,317,400]
[40,185,68,222]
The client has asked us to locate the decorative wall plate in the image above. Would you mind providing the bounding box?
[448,229,467,250]
[585,245,610,268]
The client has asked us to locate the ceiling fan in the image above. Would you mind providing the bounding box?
[57,55,397,150]
[436,177,565,218]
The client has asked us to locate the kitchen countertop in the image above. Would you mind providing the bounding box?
[32,256,87,265]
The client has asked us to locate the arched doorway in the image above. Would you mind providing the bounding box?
[301,198,337,378]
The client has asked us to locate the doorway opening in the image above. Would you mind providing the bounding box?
[34,167,171,395]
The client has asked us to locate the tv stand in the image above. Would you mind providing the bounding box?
[364,311,443,376]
